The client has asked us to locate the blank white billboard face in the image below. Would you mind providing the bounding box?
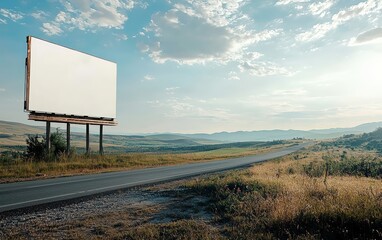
[26,37,117,119]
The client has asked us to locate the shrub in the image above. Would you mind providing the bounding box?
[26,135,46,160]
[50,130,66,157]
[25,130,67,161]
[303,161,325,178]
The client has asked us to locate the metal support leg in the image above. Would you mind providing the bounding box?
[99,125,103,155]
[46,121,51,153]
[66,123,70,154]
[86,123,90,154]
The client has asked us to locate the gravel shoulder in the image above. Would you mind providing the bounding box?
[0,177,218,239]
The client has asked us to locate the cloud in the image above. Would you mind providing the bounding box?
[0,8,23,22]
[141,0,285,76]
[239,61,293,77]
[0,18,6,24]
[41,0,136,35]
[143,75,155,81]
[165,87,180,95]
[150,97,234,120]
[41,22,63,36]
[276,0,335,18]
[146,10,234,64]
[273,109,336,119]
[275,0,309,5]
[349,27,382,45]
[308,0,336,17]
[114,33,128,41]
[31,10,48,20]
[0,88,5,92]
[237,51,293,76]
[296,0,382,42]
[355,27,382,43]
[227,71,240,81]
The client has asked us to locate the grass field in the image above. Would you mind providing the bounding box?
[182,145,382,239]
[0,142,292,183]
[1,143,381,239]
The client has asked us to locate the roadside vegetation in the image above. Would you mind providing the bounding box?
[1,134,382,239]
[0,133,292,182]
[117,143,382,239]
[2,130,382,239]
[185,145,381,239]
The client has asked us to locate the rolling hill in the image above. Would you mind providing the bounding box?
[181,122,382,142]
[1,120,382,152]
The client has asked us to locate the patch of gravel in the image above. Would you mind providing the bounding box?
[0,179,214,239]
[0,189,169,227]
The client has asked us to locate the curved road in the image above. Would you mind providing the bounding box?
[0,143,310,213]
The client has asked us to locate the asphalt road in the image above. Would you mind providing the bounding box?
[0,143,310,213]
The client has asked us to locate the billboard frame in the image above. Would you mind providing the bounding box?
[24,36,118,154]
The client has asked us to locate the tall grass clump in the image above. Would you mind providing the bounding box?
[302,152,382,179]
[185,147,382,239]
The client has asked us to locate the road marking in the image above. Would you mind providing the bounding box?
[0,166,225,210]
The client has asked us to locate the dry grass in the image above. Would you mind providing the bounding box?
[186,146,382,239]
[1,144,381,239]
[0,143,289,183]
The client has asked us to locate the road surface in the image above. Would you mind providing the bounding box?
[0,143,310,213]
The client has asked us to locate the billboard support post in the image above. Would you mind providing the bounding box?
[46,121,51,153]
[99,125,103,155]
[86,124,90,154]
[66,123,70,153]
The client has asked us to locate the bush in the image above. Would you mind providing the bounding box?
[302,156,382,179]
[25,130,67,161]
[50,130,66,157]
[303,161,326,178]
[26,135,46,160]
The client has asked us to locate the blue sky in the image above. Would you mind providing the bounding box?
[1,0,382,134]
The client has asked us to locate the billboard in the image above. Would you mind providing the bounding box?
[25,36,117,120]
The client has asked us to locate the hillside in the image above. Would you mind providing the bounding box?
[2,120,382,152]
[322,127,382,152]
[183,122,382,142]
[0,120,222,152]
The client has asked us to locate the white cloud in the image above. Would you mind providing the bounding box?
[143,75,155,81]
[41,0,135,35]
[308,0,335,17]
[0,18,6,24]
[237,51,293,77]
[349,27,382,46]
[165,87,180,95]
[296,22,333,42]
[41,22,63,36]
[0,88,5,92]
[114,33,128,41]
[0,8,23,21]
[275,0,309,6]
[31,10,48,20]
[141,0,284,73]
[150,97,235,120]
[239,61,293,77]
[227,71,240,81]
[296,0,382,42]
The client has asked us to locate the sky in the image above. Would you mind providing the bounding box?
[1,0,382,134]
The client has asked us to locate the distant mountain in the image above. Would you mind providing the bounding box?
[181,122,382,142]
[0,120,221,152]
[2,120,382,150]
